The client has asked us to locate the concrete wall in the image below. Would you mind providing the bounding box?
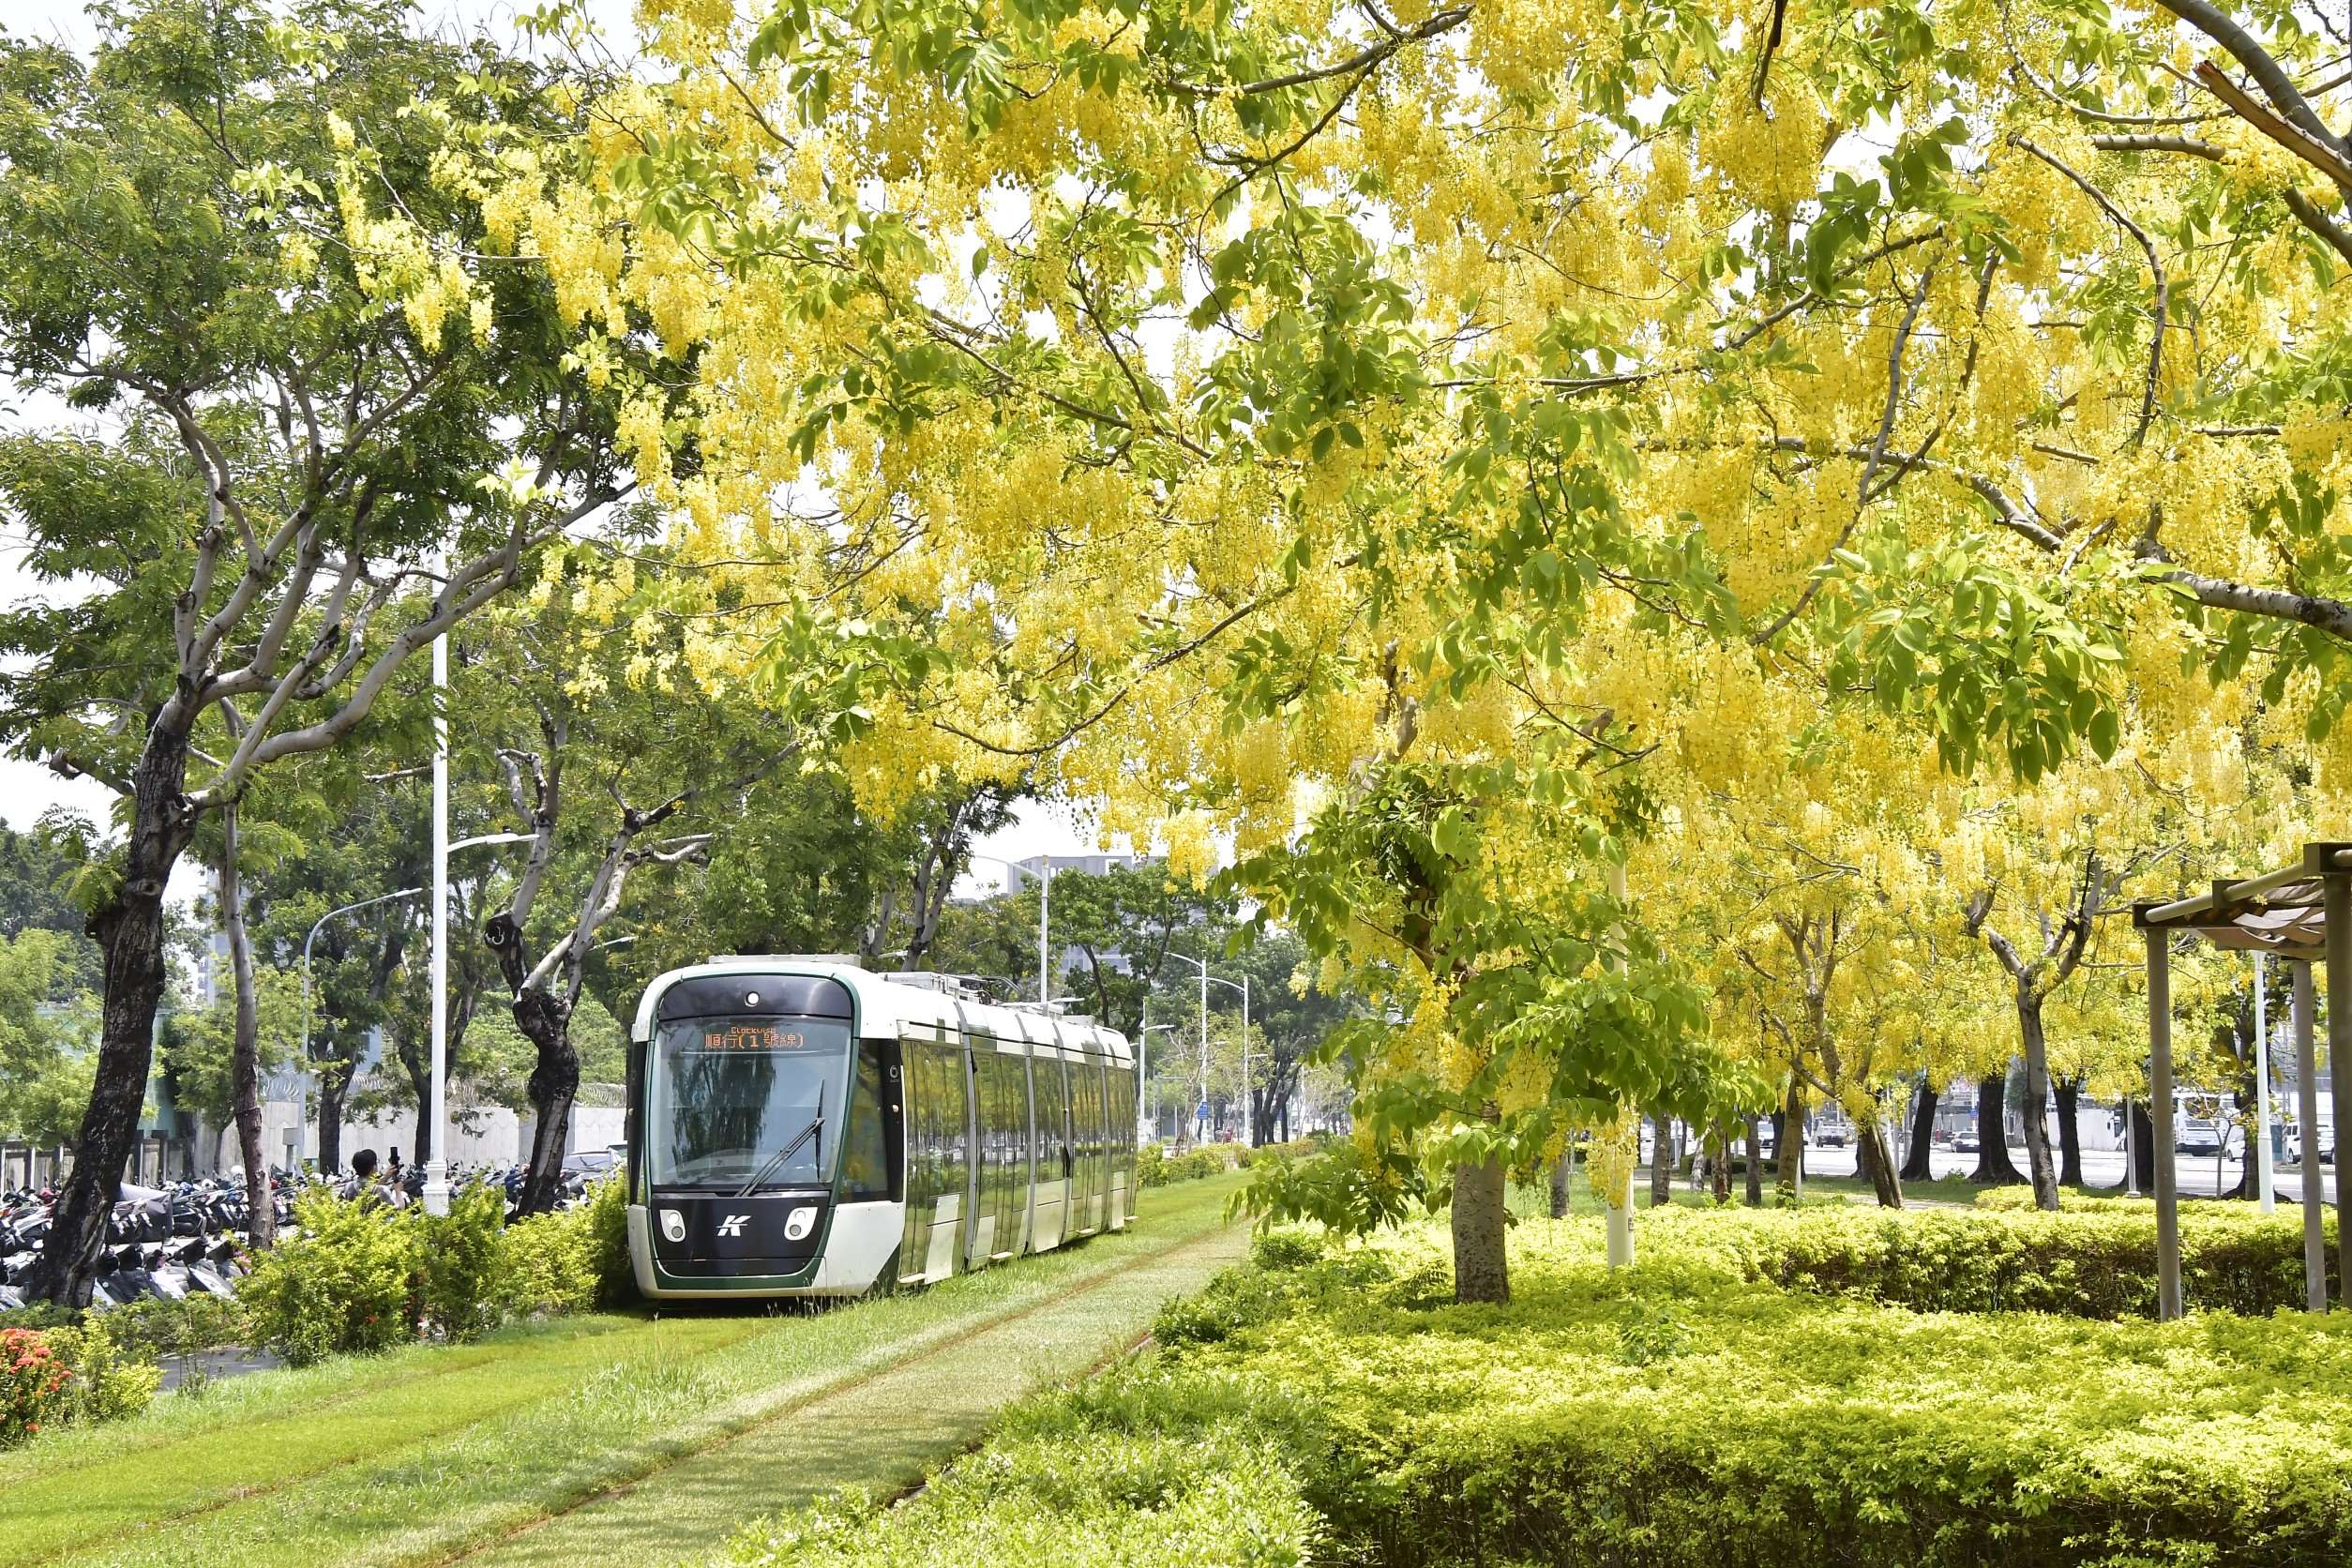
[200,1094,622,1174]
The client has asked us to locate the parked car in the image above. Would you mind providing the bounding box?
[1814,1124,1849,1148]
[560,1149,619,1178]
[2284,1130,2336,1167]
[1952,1130,1980,1153]
[2177,1121,2226,1156]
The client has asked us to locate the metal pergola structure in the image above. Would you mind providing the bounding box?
[2135,842,2352,1318]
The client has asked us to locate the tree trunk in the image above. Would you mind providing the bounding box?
[2015,1001,2059,1211]
[1649,1114,1673,1208]
[23,735,193,1304]
[1899,1076,1937,1182]
[513,986,579,1215]
[1709,1123,1731,1204]
[1451,1105,1509,1304]
[1549,1140,1574,1218]
[2130,1098,2156,1192]
[1776,1086,1803,1199]
[1968,1070,2026,1184]
[1743,1116,1763,1206]
[220,805,274,1250]
[2224,1049,2261,1200]
[1855,1111,1904,1208]
[2054,1078,2085,1189]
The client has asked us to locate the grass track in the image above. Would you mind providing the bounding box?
[6,1173,1248,1568]
[463,1205,1251,1565]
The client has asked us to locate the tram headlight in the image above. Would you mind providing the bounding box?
[784,1205,818,1242]
[659,1208,686,1243]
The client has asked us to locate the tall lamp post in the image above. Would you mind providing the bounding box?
[1168,955,1249,1143]
[299,831,531,1192]
[966,852,1054,1004]
[1139,1022,1176,1142]
[428,611,449,1216]
[2255,953,2276,1214]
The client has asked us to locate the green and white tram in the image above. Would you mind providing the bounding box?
[624,958,1139,1300]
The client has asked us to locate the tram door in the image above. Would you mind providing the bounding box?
[1108,1064,1134,1229]
[1070,1053,1106,1237]
[897,1027,969,1286]
[1027,1048,1072,1251]
[964,1037,1025,1267]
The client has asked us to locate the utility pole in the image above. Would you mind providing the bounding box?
[1238,972,1252,1145]
[1038,858,1052,1004]
[2256,953,2275,1213]
[1198,956,1208,1139]
[425,611,450,1217]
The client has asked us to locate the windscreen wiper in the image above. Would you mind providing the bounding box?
[736,1085,824,1198]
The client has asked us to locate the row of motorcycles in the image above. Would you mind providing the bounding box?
[0,1162,598,1312]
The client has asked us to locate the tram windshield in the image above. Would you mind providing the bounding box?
[650,1017,854,1188]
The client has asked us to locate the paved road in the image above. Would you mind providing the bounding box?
[1798,1141,2339,1204]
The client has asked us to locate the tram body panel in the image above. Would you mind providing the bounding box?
[626,959,1136,1301]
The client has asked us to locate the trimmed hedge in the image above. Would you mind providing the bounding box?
[1689,1203,2342,1319]
[1498,1199,2340,1319]
[1248,1248,2352,1566]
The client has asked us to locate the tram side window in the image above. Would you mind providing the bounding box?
[1000,1050,1028,1174]
[986,1049,1015,1171]
[921,1046,947,1195]
[1036,1060,1070,1177]
[842,1041,897,1202]
[903,1043,930,1199]
[936,1042,970,1175]
[1077,1063,1096,1161]
[910,1040,967,1196]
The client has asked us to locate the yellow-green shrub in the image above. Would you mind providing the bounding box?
[1138,1145,1233,1188]
[1305,1267,2352,1564]
[242,1183,628,1364]
[239,1189,421,1364]
[1171,1238,2352,1565]
[1610,1202,2343,1319]
[41,1315,159,1426]
[505,1177,631,1314]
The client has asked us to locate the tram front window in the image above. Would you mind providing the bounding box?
[651,1017,854,1188]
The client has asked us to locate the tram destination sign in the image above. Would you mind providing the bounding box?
[698,1024,823,1052]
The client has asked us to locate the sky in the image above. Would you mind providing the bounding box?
[0,0,1116,902]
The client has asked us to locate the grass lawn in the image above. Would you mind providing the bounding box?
[4,1171,1251,1568]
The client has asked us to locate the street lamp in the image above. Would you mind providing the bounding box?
[966,852,1053,1005]
[301,888,424,1076]
[297,831,532,1187]
[425,829,534,1215]
[1167,954,1249,1144]
[1139,1022,1177,1143]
